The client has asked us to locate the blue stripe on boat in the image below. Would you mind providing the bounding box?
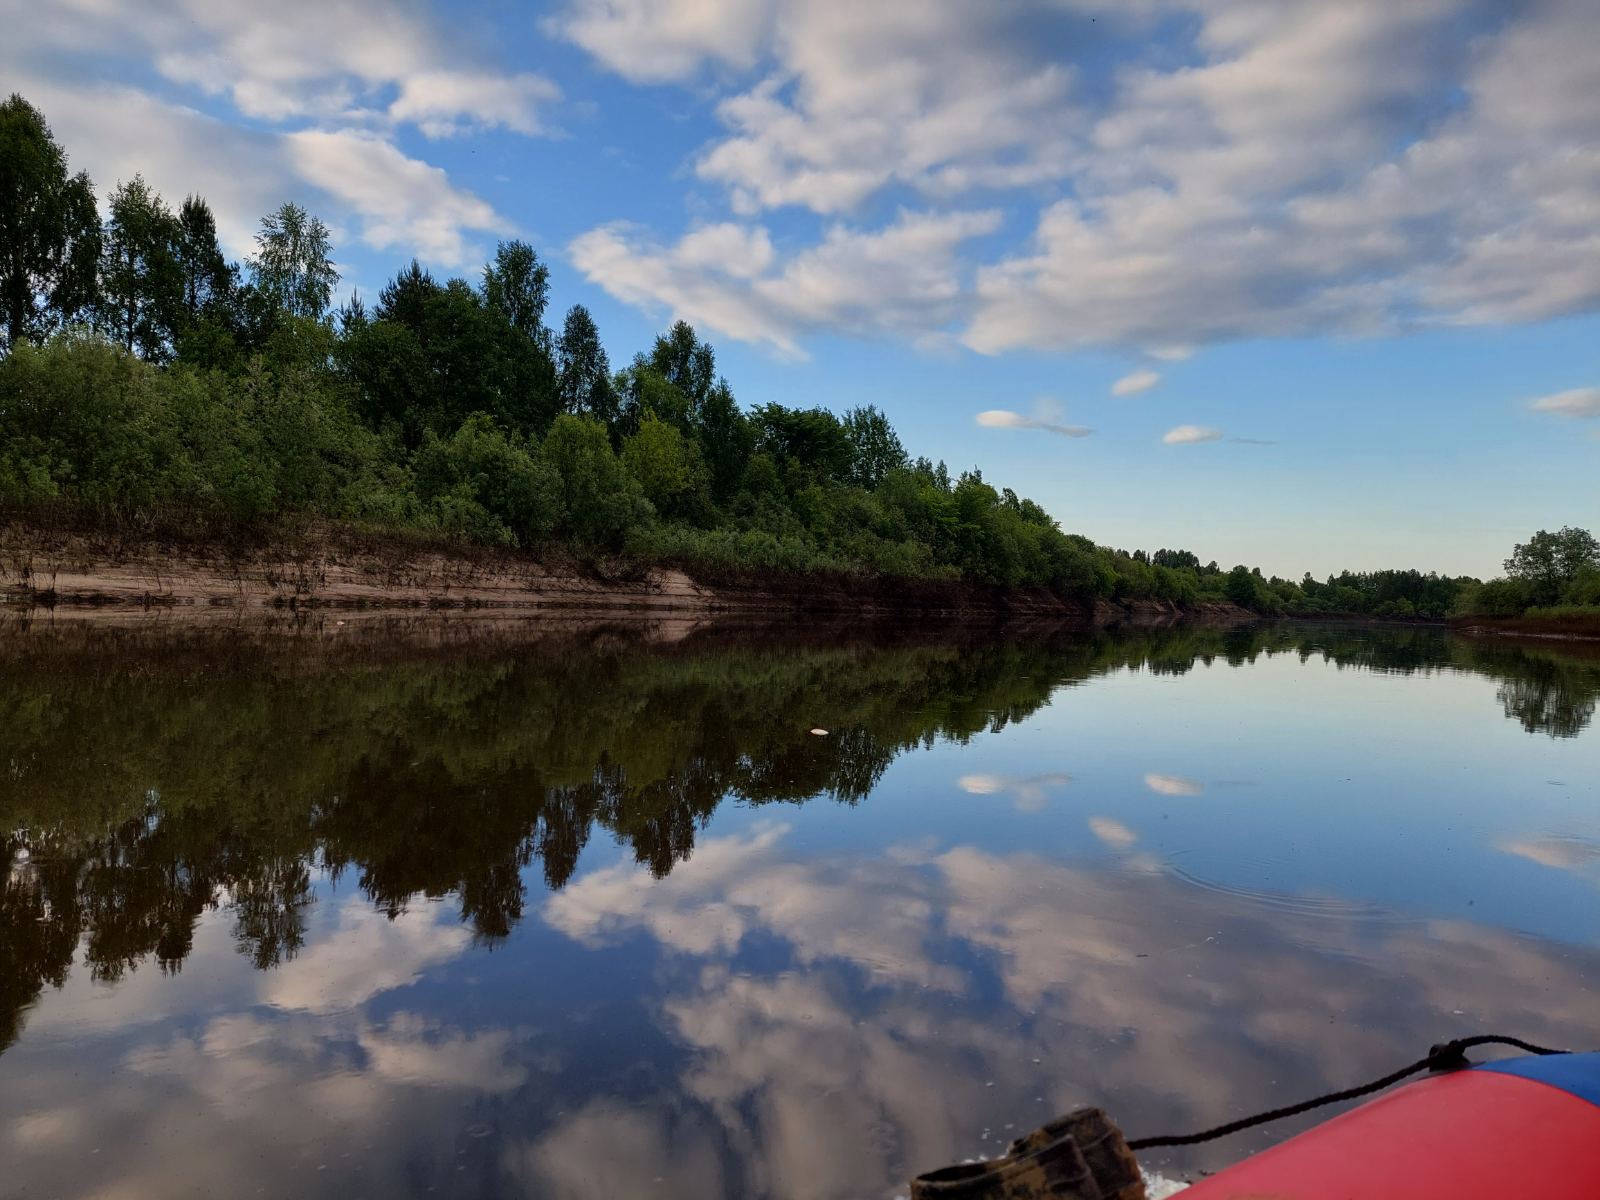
[1476,1052,1600,1109]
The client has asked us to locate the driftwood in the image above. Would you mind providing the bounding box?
[910,1108,1146,1200]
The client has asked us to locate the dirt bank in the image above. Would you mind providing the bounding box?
[0,522,1248,626]
[1448,613,1600,642]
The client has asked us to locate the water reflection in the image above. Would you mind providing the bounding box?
[2,617,1599,1198]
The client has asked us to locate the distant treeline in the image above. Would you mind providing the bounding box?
[2,93,1595,621]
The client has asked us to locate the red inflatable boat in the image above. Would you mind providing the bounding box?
[1182,1051,1600,1198]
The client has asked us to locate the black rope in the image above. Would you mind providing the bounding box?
[1127,1034,1569,1151]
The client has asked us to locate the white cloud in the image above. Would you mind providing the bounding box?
[287,130,509,266]
[1144,772,1204,795]
[1111,369,1161,397]
[262,898,470,1013]
[360,1014,528,1092]
[967,0,1600,352]
[550,0,776,83]
[570,209,1000,356]
[387,71,562,139]
[19,0,559,139]
[561,0,1600,355]
[1162,426,1224,446]
[958,771,1071,812]
[1,0,532,270]
[974,411,1092,438]
[1531,387,1600,418]
[1087,816,1138,849]
[1497,835,1600,871]
[558,0,1078,213]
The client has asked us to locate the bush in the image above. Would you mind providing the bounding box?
[1464,578,1534,617]
[414,414,560,547]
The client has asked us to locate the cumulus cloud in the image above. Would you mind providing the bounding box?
[974,411,1093,438]
[530,836,1600,1193]
[556,0,1078,214]
[1530,387,1600,418]
[1497,835,1600,871]
[1162,426,1224,446]
[287,130,509,265]
[550,0,775,82]
[12,0,559,138]
[387,71,562,138]
[1,0,532,269]
[560,0,1600,356]
[1111,369,1161,397]
[1087,816,1138,849]
[1144,772,1204,796]
[262,898,470,1013]
[958,771,1071,812]
[570,210,1000,356]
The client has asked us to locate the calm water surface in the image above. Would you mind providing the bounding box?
[3,618,1599,1198]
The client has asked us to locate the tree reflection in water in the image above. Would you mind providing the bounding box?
[2,617,1597,1055]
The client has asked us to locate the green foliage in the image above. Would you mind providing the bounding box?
[5,92,1560,605]
[0,332,388,527]
[555,304,615,424]
[175,196,234,325]
[0,94,100,350]
[98,176,184,361]
[843,405,907,490]
[1288,568,1474,619]
[539,414,646,547]
[1562,568,1600,607]
[1505,527,1600,605]
[752,403,852,482]
[1446,527,1599,619]
[1467,578,1536,617]
[482,240,550,347]
[345,263,557,445]
[414,414,560,546]
[621,413,712,523]
[248,202,338,321]
[1225,564,1259,607]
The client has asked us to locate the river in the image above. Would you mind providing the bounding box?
[3,617,1598,1197]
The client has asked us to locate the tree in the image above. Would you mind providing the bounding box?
[0,94,100,350]
[249,202,338,321]
[751,404,852,481]
[1505,527,1600,604]
[482,240,550,347]
[842,405,906,490]
[174,196,233,322]
[555,304,615,424]
[622,413,711,522]
[1225,564,1258,608]
[99,176,184,360]
[538,414,644,546]
[649,320,715,414]
[695,378,750,505]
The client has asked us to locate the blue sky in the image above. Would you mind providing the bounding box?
[5,0,1597,577]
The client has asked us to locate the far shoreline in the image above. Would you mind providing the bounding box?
[0,522,1249,628]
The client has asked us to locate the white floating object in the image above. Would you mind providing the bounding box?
[810,728,829,736]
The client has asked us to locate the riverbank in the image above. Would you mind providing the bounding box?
[0,523,1247,626]
[1449,611,1600,642]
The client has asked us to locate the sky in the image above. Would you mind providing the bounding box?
[4,0,1598,579]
